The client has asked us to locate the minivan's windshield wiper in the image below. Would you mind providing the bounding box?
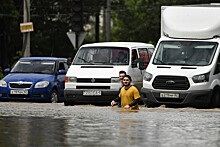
[78,57,94,65]
[153,58,167,65]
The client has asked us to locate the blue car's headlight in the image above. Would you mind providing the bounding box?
[34,81,50,88]
[0,80,7,87]
[192,72,210,83]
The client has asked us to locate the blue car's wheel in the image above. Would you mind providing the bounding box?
[50,89,58,103]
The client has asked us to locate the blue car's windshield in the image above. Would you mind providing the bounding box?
[11,60,55,74]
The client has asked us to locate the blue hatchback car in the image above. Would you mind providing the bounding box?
[0,57,68,102]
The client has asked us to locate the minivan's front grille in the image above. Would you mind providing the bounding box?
[77,78,111,83]
[9,82,32,89]
[76,86,110,89]
[153,76,190,90]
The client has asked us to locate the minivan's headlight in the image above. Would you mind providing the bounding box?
[192,72,210,83]
[0,80,7,87]
[35,81,49,88]
[144,72,153,81]
[111,77,120,83]
[65,76,77,83]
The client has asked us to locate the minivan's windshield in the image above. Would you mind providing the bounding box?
[153,41,218,66]
[11,60,55,74]
[73,47,129,65]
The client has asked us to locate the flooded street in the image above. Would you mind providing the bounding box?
[0,102,219,147]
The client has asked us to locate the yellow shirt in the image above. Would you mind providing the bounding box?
[119,86,140,110]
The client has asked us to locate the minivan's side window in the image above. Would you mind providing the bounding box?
[132,49,138,62]
[138,48,154,66]
[132,49,138,67]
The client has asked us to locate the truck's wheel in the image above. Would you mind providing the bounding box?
[64,100,74,106]
[211,89,220,108]
[50,90,58,103]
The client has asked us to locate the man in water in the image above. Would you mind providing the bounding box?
[111,75,140,110]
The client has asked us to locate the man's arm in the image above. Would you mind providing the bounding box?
[129,98,140,107]
[111,97,121,107]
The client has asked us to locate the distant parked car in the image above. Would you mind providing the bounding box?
[0,57,68,103]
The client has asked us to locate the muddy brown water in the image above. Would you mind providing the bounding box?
[0,102,219,147]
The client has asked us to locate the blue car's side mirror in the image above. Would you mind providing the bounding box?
[58,69,66,74]
[4,68,10,73]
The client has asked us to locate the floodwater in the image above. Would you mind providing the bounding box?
[0,102,219,147]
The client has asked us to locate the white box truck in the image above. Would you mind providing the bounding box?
[64,42,154,106]
[141,4,220,108]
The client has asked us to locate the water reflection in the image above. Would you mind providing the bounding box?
[0,103,219,147]
[0,117,67,147]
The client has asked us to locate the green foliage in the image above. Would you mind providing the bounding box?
[0,67,5,80]
[111,0,219,45]
[0,0,219,68]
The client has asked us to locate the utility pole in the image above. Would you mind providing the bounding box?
[95,12,99,42]
[105,0,111,41]
[22,0,30,57]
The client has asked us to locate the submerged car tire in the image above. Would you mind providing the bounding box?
[50,89,58,103]
[144,101,160,108]
[64,101,74,106]
[211,88,220,108]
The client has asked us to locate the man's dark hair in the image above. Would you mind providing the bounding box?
[123,75,132,81]
[119,70,126,75]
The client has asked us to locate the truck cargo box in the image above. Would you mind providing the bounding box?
[161,5,220,39]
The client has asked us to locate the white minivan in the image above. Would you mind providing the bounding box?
[64,42,154,105]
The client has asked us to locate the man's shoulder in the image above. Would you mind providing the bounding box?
[131,85,138,89]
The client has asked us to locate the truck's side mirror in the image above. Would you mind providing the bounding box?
[4,68,10,74]
[214,62,220,75]
[67,57,72,67]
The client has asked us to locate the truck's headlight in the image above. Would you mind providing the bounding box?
[144,72,153,81]
[111,77,120,83]
[192,72,210,83]
[34,81,49,88]
[65,76,77,83]
[0,80,7,87]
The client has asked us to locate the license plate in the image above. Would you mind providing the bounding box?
[83,90,101,96]
[160,93,179,98]
[10,90,28,95]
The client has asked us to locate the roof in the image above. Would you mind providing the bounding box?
[19,57,67,61]
[80,42,154,48]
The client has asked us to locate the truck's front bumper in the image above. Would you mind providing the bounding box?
[64,89,119,104]
[141,87,212,107]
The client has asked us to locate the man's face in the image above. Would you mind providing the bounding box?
[123,77,131,86]
[119,73,125,82]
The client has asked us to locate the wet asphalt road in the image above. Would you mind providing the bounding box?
[0,102,219,147]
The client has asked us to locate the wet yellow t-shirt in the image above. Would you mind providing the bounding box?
[119,86,140,110]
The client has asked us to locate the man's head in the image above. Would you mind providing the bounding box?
[119,70,126,82]
[123,75,132,86]
[119,51,126,60]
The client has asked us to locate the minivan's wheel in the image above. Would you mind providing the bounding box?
[144,102,160,108]
[50,90,58,103]
[211,89,220,108]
